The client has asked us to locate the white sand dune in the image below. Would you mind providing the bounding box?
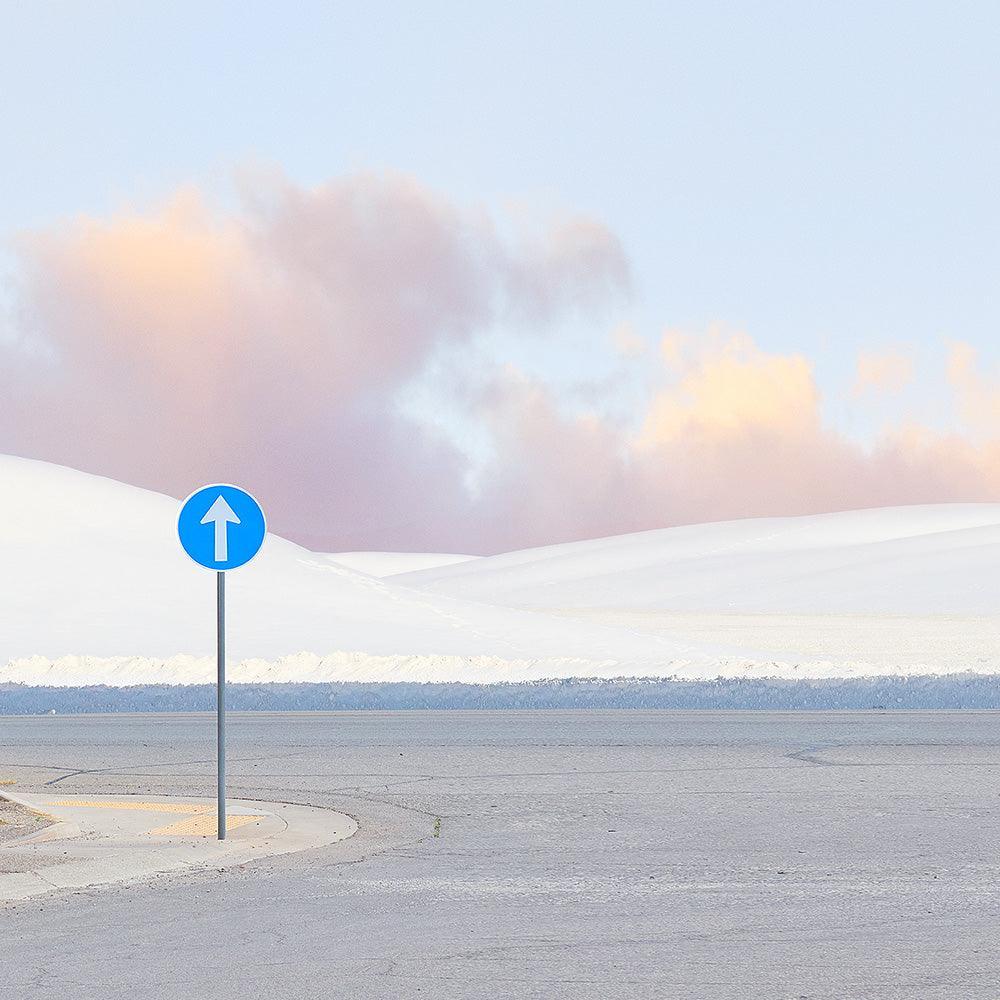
[320,551,478,578]
[391,505,1000,679]
[0,454,708,683]
[3,454,999,686]
[392,505,1000,615]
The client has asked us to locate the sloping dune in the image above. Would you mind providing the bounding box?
[0,455,706,680]
[393,506,1000,615]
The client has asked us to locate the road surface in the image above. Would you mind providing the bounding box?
[3,710,999,999]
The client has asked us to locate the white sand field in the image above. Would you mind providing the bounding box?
[2,453,998,685]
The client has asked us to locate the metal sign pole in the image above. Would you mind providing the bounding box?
[179,485,265,842]
[216,569,226,841]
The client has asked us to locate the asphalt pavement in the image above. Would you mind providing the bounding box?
[3,710,1000,999]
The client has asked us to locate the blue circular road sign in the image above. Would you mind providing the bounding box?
[178,485,266,571]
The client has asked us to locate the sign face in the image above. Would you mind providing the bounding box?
[178,485,266,571]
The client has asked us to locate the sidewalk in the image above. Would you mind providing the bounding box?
[0,791,357,902]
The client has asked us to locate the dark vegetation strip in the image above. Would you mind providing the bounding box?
[3,675,1000,713]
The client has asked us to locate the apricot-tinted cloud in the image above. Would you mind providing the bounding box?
[853,348,914,397]
[473,332,1000,549]
[948,341,1000,434]
[3,174,1000,553]
[1,173,628,551]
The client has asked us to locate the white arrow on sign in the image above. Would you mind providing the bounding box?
[201,494,241,562]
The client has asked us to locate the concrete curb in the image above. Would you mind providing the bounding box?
[0,792,357,903]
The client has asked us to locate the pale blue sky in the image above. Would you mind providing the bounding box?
[3,1,998,445]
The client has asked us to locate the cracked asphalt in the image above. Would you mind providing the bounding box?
[3,710,1000,999]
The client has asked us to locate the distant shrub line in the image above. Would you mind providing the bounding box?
[2,675,1000,713]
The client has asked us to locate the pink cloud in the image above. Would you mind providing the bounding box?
[473,332,1000,548]
[852,348,914,397]
[947,341,1000,434]
[1,172,628,552]
[3,174,1000,554]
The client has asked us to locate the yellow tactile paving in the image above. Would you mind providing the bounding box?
[44,799,264,838]
[151,813,261,837]
[0,779,15,786]
[47,800,212,814]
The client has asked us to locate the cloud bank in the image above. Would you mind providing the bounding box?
[1,173,626,551]
[473,330,1000,551]
[3,172,1000,553]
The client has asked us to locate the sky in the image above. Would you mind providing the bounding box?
[2,2,999,552]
